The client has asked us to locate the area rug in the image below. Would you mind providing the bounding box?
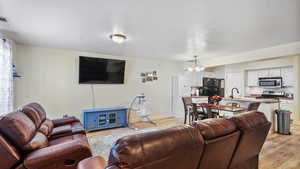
[88,128,159,159]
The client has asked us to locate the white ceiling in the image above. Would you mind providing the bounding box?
[1,0,300,63]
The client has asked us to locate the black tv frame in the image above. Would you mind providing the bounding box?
[79,56,126,84]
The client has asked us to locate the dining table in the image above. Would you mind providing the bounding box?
[197,103,248,117]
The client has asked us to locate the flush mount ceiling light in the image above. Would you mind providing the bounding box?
[0,16,8,22]
[0,16,10,30]
[184,56,205,72]
[109,34,127,44]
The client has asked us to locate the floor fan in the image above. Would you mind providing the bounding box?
[128,93,157,130]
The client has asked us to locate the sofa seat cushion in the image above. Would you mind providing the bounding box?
[24,140,92,169]
[49,122,85,140]
[49,134,89,146]
[23,132,48,152]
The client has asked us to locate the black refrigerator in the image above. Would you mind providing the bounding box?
[202,77,225,97]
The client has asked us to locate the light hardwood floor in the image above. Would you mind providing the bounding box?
[260,121,300,169]
[87,118,300,169]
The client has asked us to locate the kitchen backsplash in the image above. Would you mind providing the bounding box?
[246,86,294,96]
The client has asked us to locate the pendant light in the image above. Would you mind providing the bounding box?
[184,56,205,72]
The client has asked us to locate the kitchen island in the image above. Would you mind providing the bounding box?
[222,97,280,133]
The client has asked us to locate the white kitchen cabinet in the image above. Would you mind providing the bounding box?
[258,103,277,133]
[247,70,258,86]
[203,72,215,78]
[257,69,269,78]
[225,72,243,98]
[280,99,294,119]
[281,67,294,87]
[269,68,281,77]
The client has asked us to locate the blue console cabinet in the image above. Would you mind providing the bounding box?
[83,107,128,132]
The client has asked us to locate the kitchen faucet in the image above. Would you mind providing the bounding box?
[230,88,240,99]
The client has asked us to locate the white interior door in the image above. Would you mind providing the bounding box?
[171,75,192,118]
[171,76,179,116]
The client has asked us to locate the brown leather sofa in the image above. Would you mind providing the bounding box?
[77,111,271,169]
[0,103,92,169]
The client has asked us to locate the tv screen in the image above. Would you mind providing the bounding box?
[79,56,125,84]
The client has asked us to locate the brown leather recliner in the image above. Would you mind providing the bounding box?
[18,103,86,140]
[77,111,271,169]
[193,118,241,169]
[228,111,271,169]
[0,109,92,169]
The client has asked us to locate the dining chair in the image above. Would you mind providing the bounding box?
[182,97,193,124]
[197,103,214,120]
[247,102,261,111]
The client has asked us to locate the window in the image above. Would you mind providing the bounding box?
[0,38,13,115]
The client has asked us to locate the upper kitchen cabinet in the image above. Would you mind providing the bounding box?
[247,70,258,86]
[246,67,288,86]
[281,66,294,87]
[203,72,216,78]
[246,66,294,87]
[257,69,269,78]
[269,68,281,77]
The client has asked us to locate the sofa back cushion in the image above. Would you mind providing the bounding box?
[0,134,21,169]
[19,103,54,137]
[193,118,240,169]
[108,125,204,169]
[0,112,36,150]
[228,111,271,168]
[19,105,42,128]
[24,103,47,122]
[0,111,49,153]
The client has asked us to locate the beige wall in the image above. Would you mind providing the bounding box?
[295,55,300,121]
[14,44,183,120]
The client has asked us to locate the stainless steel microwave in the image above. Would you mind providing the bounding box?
[258,77,282,87]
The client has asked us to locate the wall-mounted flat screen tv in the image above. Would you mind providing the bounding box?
[79,56,126,84]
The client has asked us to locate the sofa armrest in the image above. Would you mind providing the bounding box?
[24,140,92,169]
[51,125,73,136]
[78,156,109,169]
[52,116,80,127]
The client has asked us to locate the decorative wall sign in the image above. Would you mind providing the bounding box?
[141,71,158,83]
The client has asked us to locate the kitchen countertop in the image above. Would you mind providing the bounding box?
[191,96,209,98]
[223,97,280,104]
[244,95,294,101]
[196,103,247,113]
[212,105,247,112]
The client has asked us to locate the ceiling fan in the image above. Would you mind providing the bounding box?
[184,56,205,72]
